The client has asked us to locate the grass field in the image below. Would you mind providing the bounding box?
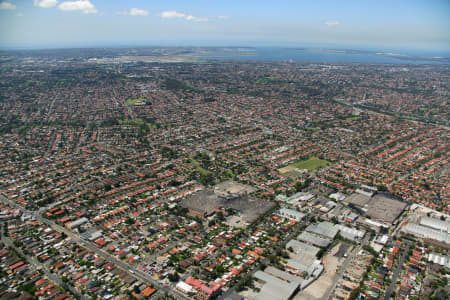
[119,118,145,126]
[187,158,211,175]
[126,98,147,105]
[290,157,330,171]
[119,118,158,130]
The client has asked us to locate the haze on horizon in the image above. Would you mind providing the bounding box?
[0,0,449,52]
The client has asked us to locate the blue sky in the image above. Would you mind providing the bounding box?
[0,0,449,51]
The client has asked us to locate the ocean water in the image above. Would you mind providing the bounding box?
[198,47,450,65]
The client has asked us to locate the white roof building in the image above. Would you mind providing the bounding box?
[252,267,302,300]
[286,240,320,257]
[375,234,389,245]
[420,217,450,233]
[336,225,365,242]
[355,189,373,197]
[277,208,306,221]
[403,223,450,244]
[66,217,89,229]
[276,192,314,205]
[427,253,450,268]
[176,281,194,294]
[306,221,339,239]
[297,231,331,248]
[329,192,346,201]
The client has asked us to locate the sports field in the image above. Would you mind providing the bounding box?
[289,157,330,171]
[126,98,147,105]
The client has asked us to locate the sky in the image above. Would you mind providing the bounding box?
[0,0,449,51]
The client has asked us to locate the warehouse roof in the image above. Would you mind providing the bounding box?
[336,225,365,241]
[286,240,320,257]
[427,253,450,268]
[286,252,317,273]
[420,217,450,233]
[297,231,331,248]
[403,223,450,244]
[253,267,302,300]
[67,217,88,229]
[278,208,306,221]
[306,221,339,239]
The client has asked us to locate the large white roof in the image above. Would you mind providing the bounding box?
[403,223,450,244]
[420,216,450,233]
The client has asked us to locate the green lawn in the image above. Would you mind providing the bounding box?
[119,118,158,130]
[290,157,330,171]
[126,98,147,105]
[119,118,145,126]
[187,158,211,175]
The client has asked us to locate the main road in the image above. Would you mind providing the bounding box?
[0,226,88,300]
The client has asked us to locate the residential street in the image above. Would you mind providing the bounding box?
[0,195,189,300]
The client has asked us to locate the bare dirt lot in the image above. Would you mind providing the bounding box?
[294,243,342,300]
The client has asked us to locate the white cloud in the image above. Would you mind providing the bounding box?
[161,10,185,18]
[325,21,340,27]
[34,0,58,8]
[161,10,208,22]
[185,14,207,22]
[58,0,97,14]
[0,2,16,10]
[217,15,230,20]
[117,7,148,16]
[130,8,148,16]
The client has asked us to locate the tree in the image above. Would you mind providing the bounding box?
[215,265,225,277]
[19,283,36,294]
[348,287,360,300]
[168,272,179,282]
[161,147,177,159]
[200,173,214,186]
[235,282,244,292]
[216,211,225,222]
[317,248,325,258]
[125,217,134,225]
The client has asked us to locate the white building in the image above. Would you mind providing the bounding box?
[278,208,306,221]
[329,192,346,201]
[252,266,302,300]
[427,253,450,268]
[336,225,365,242]
[403,223,450,244]
[66,217,88,229]
[176,281,194,295]
[420,217,450,233]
